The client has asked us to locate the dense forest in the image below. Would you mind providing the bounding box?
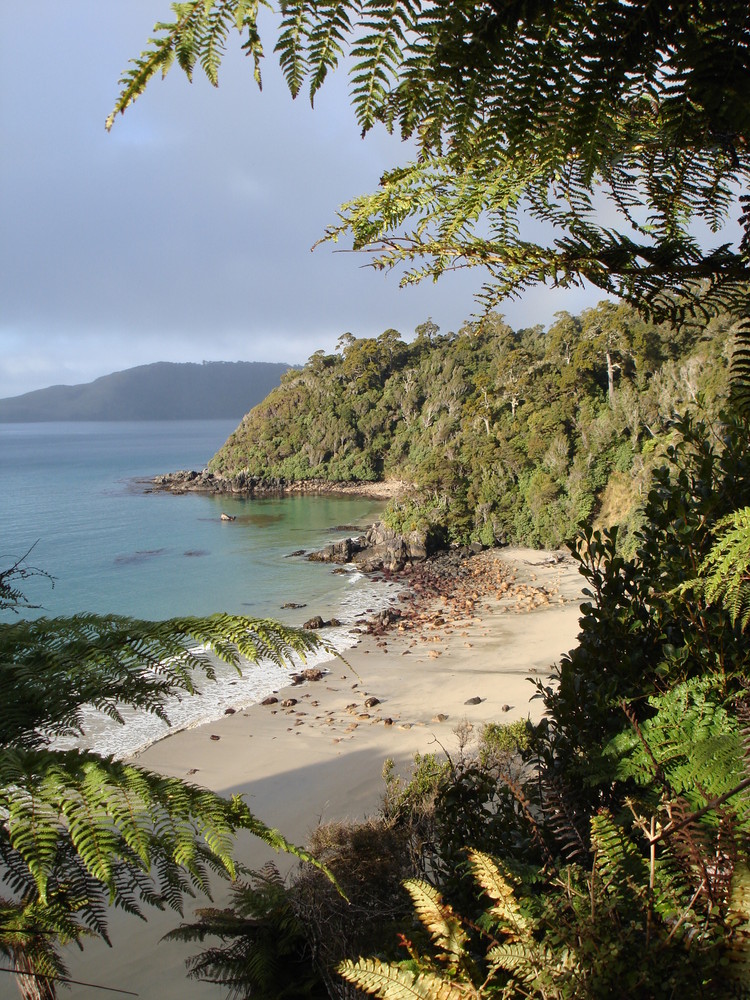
[210,301,731,550]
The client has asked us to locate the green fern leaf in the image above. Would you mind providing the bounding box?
[726,862,750,987]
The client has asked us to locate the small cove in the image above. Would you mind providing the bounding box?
[0,420,397,754]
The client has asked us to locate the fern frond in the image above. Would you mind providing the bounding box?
[466,850,530,938]
[276,0,311,97]
[691,507,750,631]
[726,862,750,987]
[0,612,322,749]
[338,956,473,999]
[590,811,649,904]
[306,1,353,104]
[402,880,468,967]
[730,313,750,418]
[487,940,570,986]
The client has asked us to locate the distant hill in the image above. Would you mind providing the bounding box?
[0,361,290,422]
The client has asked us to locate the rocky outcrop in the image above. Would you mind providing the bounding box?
[307,521,444,572]
[148,470,409,500]
[151,469,290,495]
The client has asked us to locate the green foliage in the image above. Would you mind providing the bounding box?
[110,6,750,996]
[340,820,745,998]
[479,721,533,764]
[175,815,422,997]
[676,506,750,631]
[0,569,324,992]
[165,863,327,999]
[208,303,731,549]
[536,410,750,806]
[114,3,750,331]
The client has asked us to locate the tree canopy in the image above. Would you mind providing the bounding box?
[111,1,750,325]
[208,302,731,550]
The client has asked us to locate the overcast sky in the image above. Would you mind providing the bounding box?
[1,2,609,400]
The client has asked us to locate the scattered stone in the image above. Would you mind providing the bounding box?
[186,768,199,775]
[210,734,220,741]
[261,696,278,706]
[383,718,393,726]
[432,713,449,723]
[220,513,236,521]
[364,696,381,708]
[303,616,325,629]
[281,698,298,708]
[302,668,324,682]
[281,600,306,607]
[464,696,483,705]
[501,704,511,713]
[224,707,236,715]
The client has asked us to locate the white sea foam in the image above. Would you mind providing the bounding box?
[61,570,404,759]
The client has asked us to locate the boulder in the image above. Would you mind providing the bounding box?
[307,536,365,563]
[303,616,326,629]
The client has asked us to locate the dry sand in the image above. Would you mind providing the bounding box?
[65,547,585,999]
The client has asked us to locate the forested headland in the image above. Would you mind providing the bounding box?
[209,300,732,551]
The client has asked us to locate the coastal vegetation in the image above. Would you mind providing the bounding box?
[208,300,732,550]
[0,564,323,999]
[1,0,746,997]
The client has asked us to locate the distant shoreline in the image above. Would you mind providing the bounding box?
[146,469,412,500]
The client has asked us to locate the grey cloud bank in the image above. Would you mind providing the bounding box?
[0,1,597,401]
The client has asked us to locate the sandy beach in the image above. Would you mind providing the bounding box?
[67,547,585,999]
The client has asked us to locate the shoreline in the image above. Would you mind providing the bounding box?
[146,469,413,500]
[66,546,586,998]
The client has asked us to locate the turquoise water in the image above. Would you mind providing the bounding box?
[0,421,395,753]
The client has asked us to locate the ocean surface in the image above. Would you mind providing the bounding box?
[0,421,399,755]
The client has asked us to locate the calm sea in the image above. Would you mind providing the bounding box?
[0,421,396,754]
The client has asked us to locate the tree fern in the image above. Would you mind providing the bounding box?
[0,566,327,994]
